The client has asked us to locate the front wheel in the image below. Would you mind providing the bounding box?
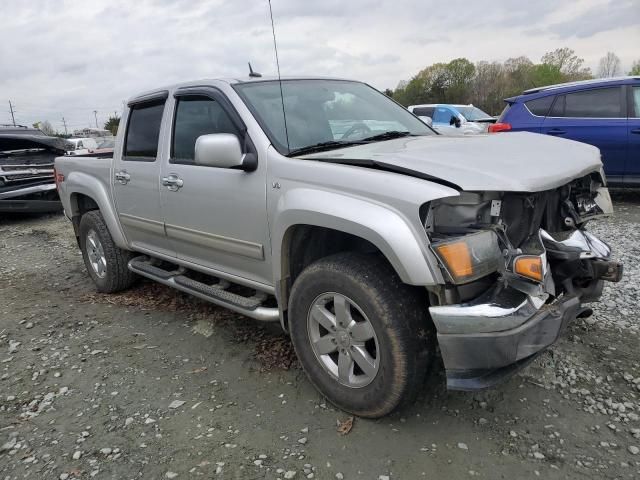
[79,210,137,293]
[288,253,433,418]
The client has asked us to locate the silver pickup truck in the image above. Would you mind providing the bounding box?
[55,76,622,418]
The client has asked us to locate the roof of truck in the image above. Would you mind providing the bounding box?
[127,76,358,104]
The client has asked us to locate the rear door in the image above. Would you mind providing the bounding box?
[112,94,174,256]
[628,84,640,184]
[541,86,627,183]
[158,87,272,286]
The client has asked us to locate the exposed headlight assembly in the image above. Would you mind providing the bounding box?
[432,230,503,284]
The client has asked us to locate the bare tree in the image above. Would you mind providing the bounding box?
[598,52,621,78]
[33,121,55,136]
[541,48,592,79]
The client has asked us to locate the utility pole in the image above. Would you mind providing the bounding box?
[61,117,68,136]
[8,101,16,126]
[93,110,98,128]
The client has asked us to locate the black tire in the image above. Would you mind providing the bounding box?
[288,252,434,418]
[79,210,137,293]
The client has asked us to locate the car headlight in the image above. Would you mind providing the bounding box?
[432,230,502,284]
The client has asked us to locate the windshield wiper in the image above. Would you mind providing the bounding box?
[287,141,365,157]
[360,130,414,142]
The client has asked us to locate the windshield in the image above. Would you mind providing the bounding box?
[234,79,434,155]
[455,106,493,121]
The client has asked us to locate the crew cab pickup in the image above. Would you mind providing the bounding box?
[55,77,622,418]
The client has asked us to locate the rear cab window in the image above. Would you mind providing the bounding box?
[124,101,165,161]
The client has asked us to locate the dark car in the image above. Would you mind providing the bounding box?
[0,126,70,213]
[489,77,640,186]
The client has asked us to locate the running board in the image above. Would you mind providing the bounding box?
[127,257,279,322]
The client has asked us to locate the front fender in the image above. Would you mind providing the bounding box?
[64,171,128,249]
[272,188,444,286]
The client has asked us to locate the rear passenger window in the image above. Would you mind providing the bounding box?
[551,87,623,118]
[525,96,554,116]
[124,102,165,160]
[412,107,434,118]
[632,87,640,118]
[171,96,241,164]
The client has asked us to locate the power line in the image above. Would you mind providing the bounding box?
[8,101,16,126]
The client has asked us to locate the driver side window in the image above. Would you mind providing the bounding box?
[432,107,452,124]
[171,96,241,165]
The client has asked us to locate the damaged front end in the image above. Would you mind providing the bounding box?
[0,133,69,213]
[424,172,622,390]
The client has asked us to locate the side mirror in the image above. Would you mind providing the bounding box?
[194,134,256,171]
[449,115,461,128]
[418,116,433,127]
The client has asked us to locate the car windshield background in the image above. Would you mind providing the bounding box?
[171,96,241,164]
[549,87,623,118]
[124,101,164,160]
[234,80,433,154]
[456,106,492,121]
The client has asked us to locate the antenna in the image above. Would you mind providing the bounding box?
[268,0,290,153]
[248,62,262,78]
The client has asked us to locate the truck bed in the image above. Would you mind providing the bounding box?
[54,155,114,215]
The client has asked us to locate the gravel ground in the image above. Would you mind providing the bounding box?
[1,190,639,480]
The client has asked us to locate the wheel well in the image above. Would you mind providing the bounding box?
[279,225,390,328]
[71,193,99,216]
[70,193,100,241]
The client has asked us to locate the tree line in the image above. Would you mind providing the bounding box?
[31,116,120,138]
[389,48,640,115]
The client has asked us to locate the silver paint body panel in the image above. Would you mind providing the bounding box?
[55,77,606,298]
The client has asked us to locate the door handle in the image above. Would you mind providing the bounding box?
[161,174,184,191]
[547,129,566,136]
[631,128,640,134]
[114,170,130,185]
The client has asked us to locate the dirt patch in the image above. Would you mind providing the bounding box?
[1,200,640,480]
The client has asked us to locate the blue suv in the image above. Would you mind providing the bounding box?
[490,77,640,185]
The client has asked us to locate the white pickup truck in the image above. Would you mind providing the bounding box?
[55,76,622,418]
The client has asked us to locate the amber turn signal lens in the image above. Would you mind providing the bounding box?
[435,241,473,279]
[514,255,544,282]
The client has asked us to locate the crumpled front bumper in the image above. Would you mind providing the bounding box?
[430,229,622,391]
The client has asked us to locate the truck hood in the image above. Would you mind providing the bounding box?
[300,132,603,192]
[0,134,72,156]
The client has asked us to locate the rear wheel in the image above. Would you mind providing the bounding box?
[79,210,137,293]
[288,252,433,418]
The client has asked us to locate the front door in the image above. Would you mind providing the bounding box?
[112,97,174,257]
[541,86,627,183]
[159,89,272,286]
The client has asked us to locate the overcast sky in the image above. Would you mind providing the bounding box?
[1,0,638,133]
